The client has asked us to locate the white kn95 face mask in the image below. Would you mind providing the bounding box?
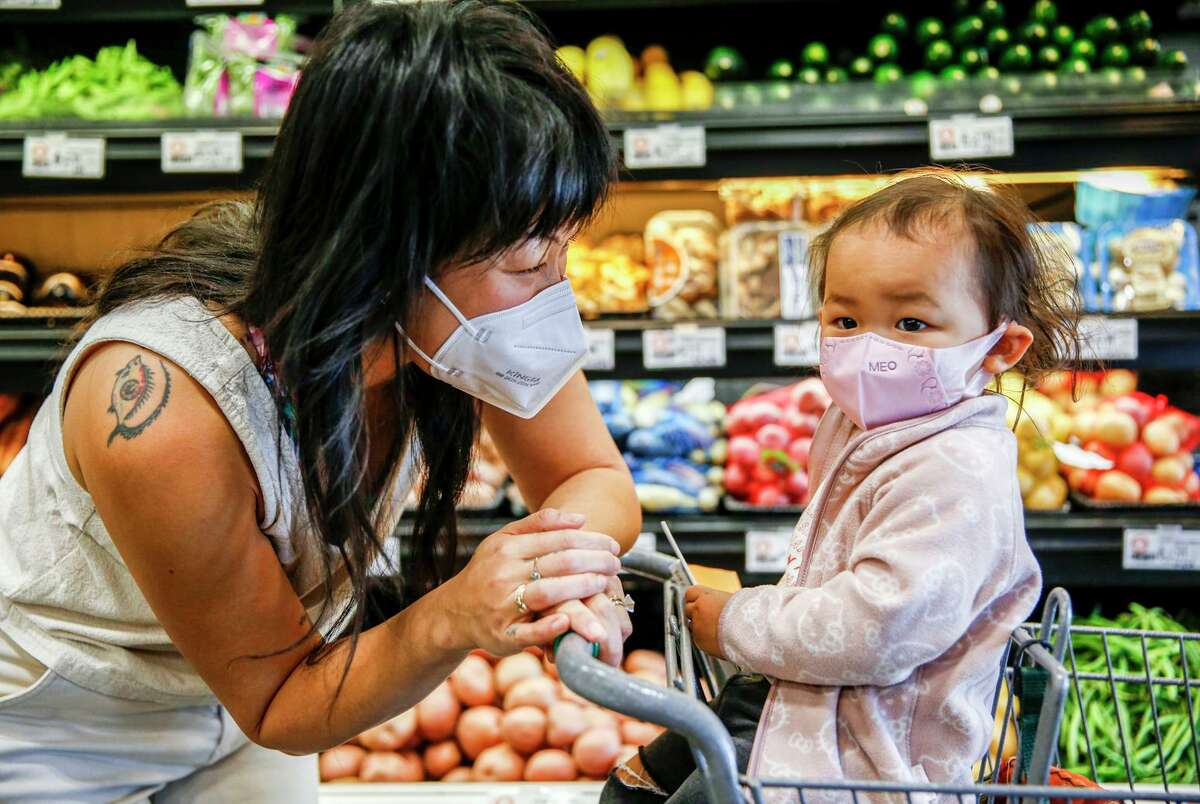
[398,277,588,419]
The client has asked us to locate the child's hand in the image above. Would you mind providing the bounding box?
[684,586,731,659]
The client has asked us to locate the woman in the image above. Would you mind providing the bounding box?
[0,2,640,800]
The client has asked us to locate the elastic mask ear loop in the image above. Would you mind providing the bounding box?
[422,276,478,338]
[394,322,441,370]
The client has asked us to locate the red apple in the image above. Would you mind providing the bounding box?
[791,378,832,414]
[1082,440,1118,464]
[1184,471,1199,499]
[743,401,784,431]
[728,436,760,469]
[1115,442,1154,486]
[723,463,749,496]
[751,485,789,507]
[786,437,813,468]
[785,470,810,502]
[755,423,791,450]
[1112,395,1153,429]
[752,463,781,485]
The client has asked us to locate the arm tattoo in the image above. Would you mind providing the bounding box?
[107,355,173,446]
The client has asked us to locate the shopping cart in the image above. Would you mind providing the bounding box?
[556,548,1200,804]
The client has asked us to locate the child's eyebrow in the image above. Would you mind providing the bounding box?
[882,289,941,308]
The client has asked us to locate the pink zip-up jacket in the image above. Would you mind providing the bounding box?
[717,394,1042,801]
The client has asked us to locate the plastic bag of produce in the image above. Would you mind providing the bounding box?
[720,221,815,320]
[1096,219,1199,312]
[644,211,721,321]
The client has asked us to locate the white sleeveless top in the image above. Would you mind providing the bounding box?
[0,296,413,705]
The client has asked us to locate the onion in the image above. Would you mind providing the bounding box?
[503,676,559,711]
[417,682,461,742]
[359,751,424,782]
[472,743,525,782]
[318,744,365,781]
[456,705,504,760]
[572,728,621,777]
[423,740,462,780]
[501,706,547,755]
[545,701,587,748]
[524,748,579,782]
[442,767,473,782]
[495,652,543,695]
[450,654,497,707]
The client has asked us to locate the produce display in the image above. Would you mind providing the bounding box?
[721,180,805,225]
[318,649,668,784]
[407,427,509,511]
[591,380,726,513]
[1037,370,1200,506]
[566,234,650,318]
[555,38,713,112]
[0,254,89,313]
[720,222,814,320]
[1097,219,1199,312]
[1062,605,1199,784]
[1000,375,1073,511]
[0,41,182,121]
[0,394,36,477]
[723,378,831,508]
[644,211,721,321]
[183,13,302,118]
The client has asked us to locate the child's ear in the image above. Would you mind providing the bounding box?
[983,323,1034,374]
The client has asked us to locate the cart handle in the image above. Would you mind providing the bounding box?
[619,548,683,583]
[556,632,743,804]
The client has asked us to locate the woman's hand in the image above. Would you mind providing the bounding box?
[439,508,621,657]
[544,574,633,668]
[684,586,732,659]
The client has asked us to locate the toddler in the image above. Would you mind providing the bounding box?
[605,171,1080,802]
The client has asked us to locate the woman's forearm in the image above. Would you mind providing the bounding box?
[539,465,642,553]
[253,579,468,754]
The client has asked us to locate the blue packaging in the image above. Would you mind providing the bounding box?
[1031,222,1099,312]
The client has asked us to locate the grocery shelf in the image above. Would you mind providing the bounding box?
[0,0,335,24]
[1,312,1198,392]
[406,508,1200,589]
[2,100,1198,194]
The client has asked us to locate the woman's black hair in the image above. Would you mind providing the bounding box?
[86,0,614,684]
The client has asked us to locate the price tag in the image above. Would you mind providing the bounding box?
[22,134,105,179]
[774,321,821,367]
[584,327,615,372]
[1123,527,1200,572]
[745,530,791,574]
[0,0,61,9]
[779,230,813,319]
[633,532,658,553]
[642,325,726,370]
[186,0,263,6]
[1079,315,1138,361]
[161,131,243,173]
[928,115,1014,160]
[623,125,706,170]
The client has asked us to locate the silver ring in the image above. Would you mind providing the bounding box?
[514,583,529,615]
[529,556,541,582]
[610,594,635,613]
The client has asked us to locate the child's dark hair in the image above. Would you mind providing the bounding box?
[808,169,1081,383]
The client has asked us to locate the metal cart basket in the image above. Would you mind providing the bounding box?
[556,548,1200,804]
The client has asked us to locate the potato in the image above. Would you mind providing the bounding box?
[1093,410,1138,448]
[473,743,526,782]
[360,751,424,782]
[546,701,587,748]
[583,707,621,733]
[1095,470,1142,503]
[319,744,366,781]
[495,652,543,695]
[1144,486,1189,504]
[1143,419,1182,457]
[501,706,547,755]
[623,650,667,676]
[417,682,461,742]
[442,767,474,783]
[1151,456,1189,487]
[423,740,462,780]
[621,719,665,746]
[504,676,559,711]
[1024,475,1067,511]
[450,655,497,707]
[524,748,579,782]
[572,727,621,777]
[456,705,504,760]
[1016,466,1035,498]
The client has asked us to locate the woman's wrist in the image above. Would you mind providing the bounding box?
[398,577,474,659]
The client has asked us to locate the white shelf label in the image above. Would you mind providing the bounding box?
[186,0,264,6]
[774,321,821,367]
[1079,315,1139,361]
[583,327,615,372]
[779,230,812,320]
[1123,527,1200,572]
[22,134,105,179]
[929,115,1014,160]
[642,325,726,370]
[623,125,706,169]
[745,530,791,574]
[0,0,61,9]
[633,532,658,553]
[161,131,243,173]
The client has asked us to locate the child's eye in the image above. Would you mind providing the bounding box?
[896,318,928,332]
[834,317,858,330]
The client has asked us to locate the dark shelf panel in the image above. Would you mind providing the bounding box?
[0,0,334,24]
[412,508,1200,589]
[2,101,1199,194]
[2,312,1198,392]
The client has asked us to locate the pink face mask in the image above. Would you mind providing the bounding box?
[819,323,1008,430]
